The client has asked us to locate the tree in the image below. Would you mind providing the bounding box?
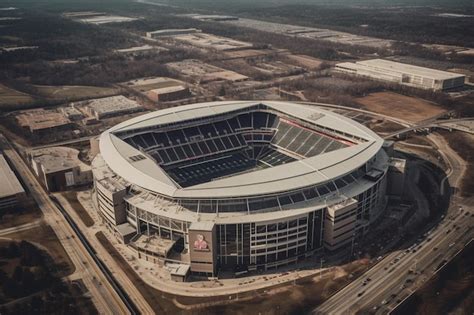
[12,266,23,282]
[30,296,44,313]
[7,242,19,258]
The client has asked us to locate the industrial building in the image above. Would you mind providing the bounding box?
[190,14,239,21]
[29,147,92,192]
[61,105,84,121]
[85,95,143,120]
[92,101,390,278]
[171,33,254,51]
[166,59,249,83]
[335,59,465,91]
[115,45,168,56]
[146,28,201,39]
[146,85,191,102]
[16,109,73,137]
[0,153,26,210]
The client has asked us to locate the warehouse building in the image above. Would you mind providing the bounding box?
[61,105,84,121]
[29,147,92,192]
[147,85,191,102]
[16,109,73,137]
[335,59,465,91]
[146,28,201,39]
[85,95,143,120]
[0,153,26,210]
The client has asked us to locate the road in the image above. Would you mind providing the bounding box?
[0,134,129,315]
[314,132,471,315]
[384,117,473,139]
[53,193,154,314]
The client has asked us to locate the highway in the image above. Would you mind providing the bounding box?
[53,193,155,314]
[384,117,473,140]
[50,195,140,315]
[0,134,131,315]
[315,210,473,314]
[314,132,471,315]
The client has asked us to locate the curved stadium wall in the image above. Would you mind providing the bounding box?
[92,101,389,275]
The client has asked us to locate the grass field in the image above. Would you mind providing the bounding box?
[0,84,34,107]
[34,85,120,100]
[356,91,446,123]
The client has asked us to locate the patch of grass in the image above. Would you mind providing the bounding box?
[0,84,34,108]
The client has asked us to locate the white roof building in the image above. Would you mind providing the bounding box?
[336,59,465,91]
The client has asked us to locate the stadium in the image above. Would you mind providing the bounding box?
[92,100,389,277]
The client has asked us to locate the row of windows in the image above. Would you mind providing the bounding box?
[162,166,368,214]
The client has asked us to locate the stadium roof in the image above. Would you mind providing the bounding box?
[99,101,384,199]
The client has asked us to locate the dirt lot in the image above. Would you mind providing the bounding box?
[3,224,75,277]
[356,91,446,123]
[367,119,405,135]
[0,84,34,108]
[439,130,474,197]
[0,206,42,230]
[34,85,119,100]
[62,191,94,227]
[402,135,434,146]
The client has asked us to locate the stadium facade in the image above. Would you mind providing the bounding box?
[92,101,389,276]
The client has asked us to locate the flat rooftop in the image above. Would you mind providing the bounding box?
[147,28,200,35]
[132,234,175,257]
[16,109,71,131]
[166,263,190,277]
[166,59,248,82]
[0,153,24,198]
[115,45,166,54]
[342,59,465,80]
[86,95,142,115]
[149,85,187,95]
[31,147,90,174]
[77,15,138,25]
[173,33,253,51]
[389,157,406,169]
